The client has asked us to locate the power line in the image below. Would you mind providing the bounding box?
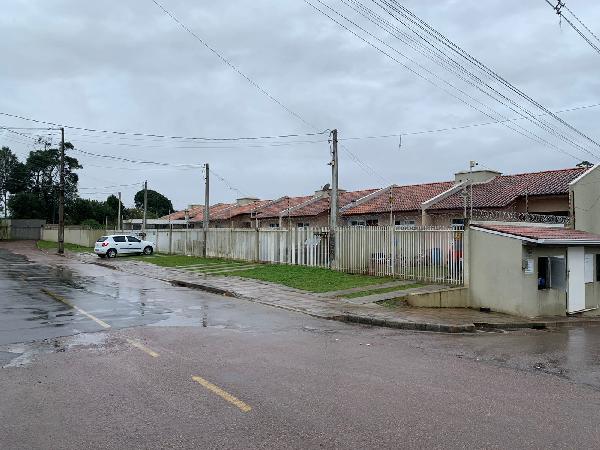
[545,1,600,55]
[340,0,597,159]
[304,0,584,161]
[210,167,253,198]
[0,111,328,142]
[340,102,600,141]
[149,0,390,183]
[563,3,600,45]
[378,0,600,153]
[71,147,203,168]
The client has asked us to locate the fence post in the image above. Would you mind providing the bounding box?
[255,227,260,262]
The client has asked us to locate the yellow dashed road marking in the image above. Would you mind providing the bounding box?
[41,289,111,329]
[127,339,160,358]
[191,375,252,413]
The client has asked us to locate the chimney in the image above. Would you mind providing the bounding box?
[455,169,501,184]
[236,197,259,206]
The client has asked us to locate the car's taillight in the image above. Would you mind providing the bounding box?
[102,242,109,247]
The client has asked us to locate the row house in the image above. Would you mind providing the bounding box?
[162,166,587,229]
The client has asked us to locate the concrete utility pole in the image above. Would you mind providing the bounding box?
[117,191,122,231]
[142,180,148,235]
[203,163,210,258]
[329,129,339,268]
[58,127,65,255]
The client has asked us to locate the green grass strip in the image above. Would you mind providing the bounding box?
[223,264,391,293]
[37,240,92,253]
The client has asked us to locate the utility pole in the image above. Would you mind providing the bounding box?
[329,129,338,268]
[58,127,65,255]
[117,191,122,231]
[203,163,209,258]
[142,180,148,236]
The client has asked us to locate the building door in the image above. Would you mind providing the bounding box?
[567,247,586,313]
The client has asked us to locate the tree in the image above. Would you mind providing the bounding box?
[67,198,110,226]
[133,189,173,218]
[106,194,125,224]
[0,146,20,218]
[8,142,81,222]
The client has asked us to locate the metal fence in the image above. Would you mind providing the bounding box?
[49,225,464,284]
[335,226,464,285]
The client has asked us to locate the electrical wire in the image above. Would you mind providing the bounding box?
[149,0,390,183]
[304,0,583,161]
[0,111,328,142]
[341,0,596,159]
[377,0,600,153]
[545,1,600,55]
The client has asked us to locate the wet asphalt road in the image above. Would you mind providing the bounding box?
[2,242,600,449]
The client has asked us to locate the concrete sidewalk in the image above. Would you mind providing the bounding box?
[76,253,600,333]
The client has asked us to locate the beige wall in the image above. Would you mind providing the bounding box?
[469,228,568,317]
[42,226,107,247]
[513,195,569,214]
[571,166,600,234]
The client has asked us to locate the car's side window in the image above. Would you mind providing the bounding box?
[127,236,141,243]
[113,236,126,243]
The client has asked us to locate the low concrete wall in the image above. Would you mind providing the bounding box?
[41,226,107,247]
[406,287,469,308]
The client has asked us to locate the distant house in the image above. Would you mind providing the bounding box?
[162,166,587,229]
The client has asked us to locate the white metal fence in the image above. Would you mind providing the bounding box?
[335,226,464,285]
[142,226,463,284]
[46,225,464,284]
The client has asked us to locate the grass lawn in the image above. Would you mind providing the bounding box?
[129,254,239,268]
[339,283,423,299]
[37,240,92,253]
[222,264,391,293]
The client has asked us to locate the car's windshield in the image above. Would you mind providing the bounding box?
[96,237,108,242]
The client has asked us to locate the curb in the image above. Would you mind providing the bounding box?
[335,314,476,333]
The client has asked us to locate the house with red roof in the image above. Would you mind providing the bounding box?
[161,166,589,230]
[340,167,586,227]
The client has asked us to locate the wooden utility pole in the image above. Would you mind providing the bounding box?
[117,191,122,231]
[203,163,210,257]
[329,129,338,268]
[142,180,148,235]
[58,127,65,254]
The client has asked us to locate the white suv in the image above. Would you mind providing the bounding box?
[94,234,155,258]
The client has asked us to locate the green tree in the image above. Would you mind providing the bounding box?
[106,194,125,224]
[67,198,110,226]
[8,142,81,222]
[0,146,20,218]
[133,189,173,218]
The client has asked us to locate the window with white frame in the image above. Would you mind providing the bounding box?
[297,222,310,228]
[269,223,279,228]
[366,219,379,227]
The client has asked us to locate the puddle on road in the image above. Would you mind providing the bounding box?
[1,332,111,368]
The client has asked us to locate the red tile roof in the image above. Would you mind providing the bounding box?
[286,189,379,217]
[342,182,454,215]
[429,167,586,210]
[208,199,273,221]
[254,195,314,219]
[162,203,237,222]
[474,223,600,242]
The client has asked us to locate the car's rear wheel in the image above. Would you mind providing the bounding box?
[106,248,117,259]
[143,246,153,256]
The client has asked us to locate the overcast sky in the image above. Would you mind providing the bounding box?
[1,0,599,210]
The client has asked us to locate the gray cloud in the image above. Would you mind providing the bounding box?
[1,0,599,209]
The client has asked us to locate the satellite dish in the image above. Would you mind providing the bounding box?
[322,183,331,191]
